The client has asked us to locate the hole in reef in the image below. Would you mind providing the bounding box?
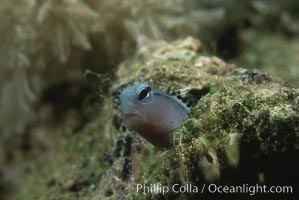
[178,86,210,108]
[105,189,113,197]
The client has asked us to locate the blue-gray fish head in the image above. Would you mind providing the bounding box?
[120,83,151,129]
[119,83,189,148]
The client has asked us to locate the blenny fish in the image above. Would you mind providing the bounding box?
[120,83,190,149]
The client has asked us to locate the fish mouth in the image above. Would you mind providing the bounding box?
[122,112,141,120]
[121,105,146,128]
[122,112,143,129]
[122,104,145,119]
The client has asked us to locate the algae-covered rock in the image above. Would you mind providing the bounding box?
[114,37,299,199]
[18,37,298,199]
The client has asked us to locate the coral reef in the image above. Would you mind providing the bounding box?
[0,0,226,134]
[1,0,299,134]
[1,1,299,200]
[17,37,299,200]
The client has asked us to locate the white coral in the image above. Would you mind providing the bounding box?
[0,0,35,69]
[0,0,36,133]
[0,0,226,134]
[35,0,99,63]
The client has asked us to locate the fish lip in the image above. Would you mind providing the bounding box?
[122,112,140,119]
[122,112,144,129]
[122,103,145,122]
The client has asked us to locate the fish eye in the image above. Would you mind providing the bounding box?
[138,86,152,102]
